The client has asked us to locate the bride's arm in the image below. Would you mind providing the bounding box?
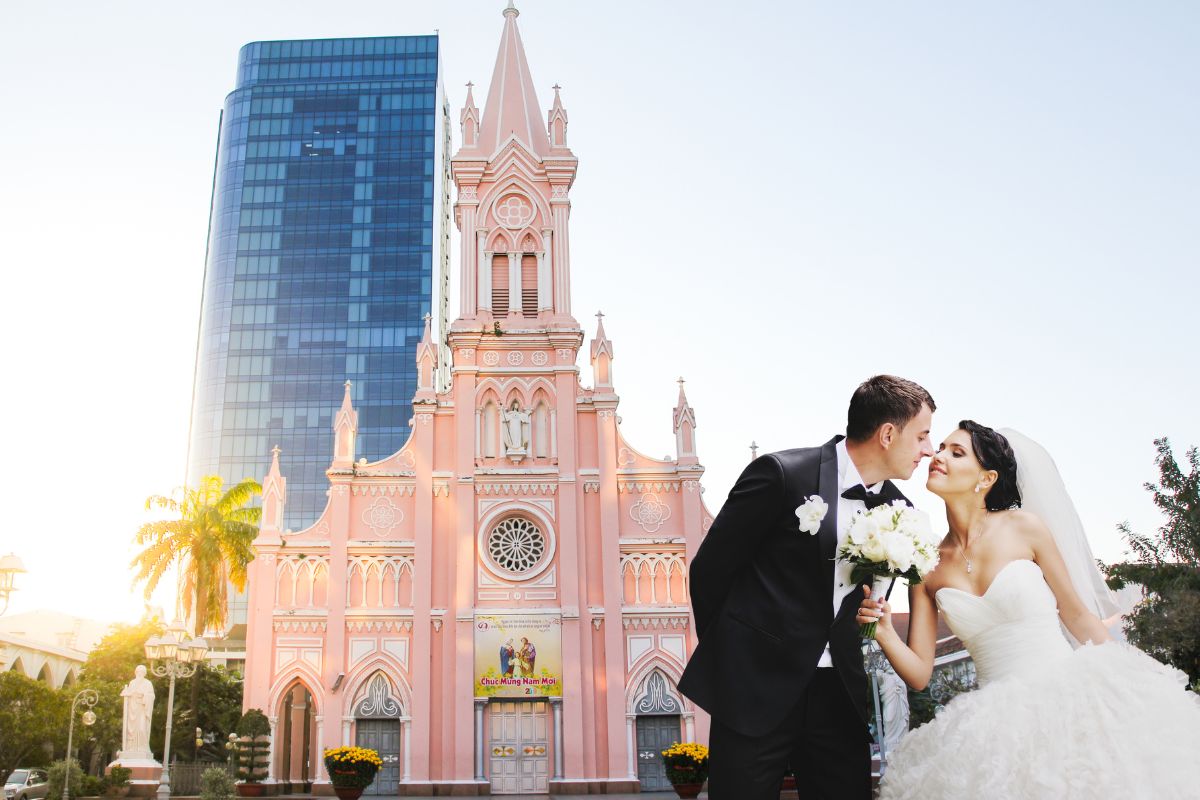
[856,582,938,690]
[1021,511,1112,645]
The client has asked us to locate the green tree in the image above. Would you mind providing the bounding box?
[130,475,262,636]
[75,620,163,771]
[0,671,69,782]
[1106,437,1200,683]
[75,620,245,767]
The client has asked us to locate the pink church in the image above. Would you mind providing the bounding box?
[242,4,715,795]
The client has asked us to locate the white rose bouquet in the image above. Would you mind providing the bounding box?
[839,500,941,639]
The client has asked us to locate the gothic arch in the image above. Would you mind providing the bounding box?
[515,228,542,253]
[625,659,689,715]
[344,666,409,719]
[268,668,324,719]
[478,175,551,231]
[487,229,514,253]
[36,663,52,685]
[8,656,25,676]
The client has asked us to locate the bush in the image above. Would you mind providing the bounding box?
[78,776,105,797]
[47,760,85,800]
[199,767,235,800]
[233,708,271,784]
[104,766,131,794]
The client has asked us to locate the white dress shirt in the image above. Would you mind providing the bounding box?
[817,438,882,668]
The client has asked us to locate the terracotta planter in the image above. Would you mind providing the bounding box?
[235,784,265,797]
[332,788,364,800]
[672,783,704,799]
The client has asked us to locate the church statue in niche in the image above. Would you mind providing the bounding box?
[501,400,532,461]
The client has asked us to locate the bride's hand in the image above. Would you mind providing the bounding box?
[857,585,894,637]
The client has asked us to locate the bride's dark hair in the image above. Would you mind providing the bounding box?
[959,420,1021,511]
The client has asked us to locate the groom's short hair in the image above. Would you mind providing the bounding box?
[846,375,935,442]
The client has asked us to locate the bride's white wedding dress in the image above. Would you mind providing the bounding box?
[880,558,1200,799]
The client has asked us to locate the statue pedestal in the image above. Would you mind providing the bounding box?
[107,758,162,798]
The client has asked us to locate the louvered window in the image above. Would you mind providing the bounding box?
[521,254,538,316]
[491,254,509,313]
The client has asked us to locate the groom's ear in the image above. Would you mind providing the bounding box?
[877,422,897,449]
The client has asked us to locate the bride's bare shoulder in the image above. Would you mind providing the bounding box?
[991,508,1052,539]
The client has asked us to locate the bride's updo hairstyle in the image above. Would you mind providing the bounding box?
[959,420,1021,511]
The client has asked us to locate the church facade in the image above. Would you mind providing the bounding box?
[241,4,714,794]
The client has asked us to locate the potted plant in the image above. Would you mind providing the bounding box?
[660,742,710,799]
[322,746,382,800]
[233,709,272,797]
[103,766,131,798]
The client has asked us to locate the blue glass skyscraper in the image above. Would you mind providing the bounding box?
[188,36,451,546]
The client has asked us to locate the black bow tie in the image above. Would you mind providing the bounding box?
[841,483,893,509]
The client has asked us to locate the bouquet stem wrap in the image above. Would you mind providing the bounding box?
[860,576,898,640]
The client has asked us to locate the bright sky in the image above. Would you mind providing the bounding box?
[1,1,1196,624]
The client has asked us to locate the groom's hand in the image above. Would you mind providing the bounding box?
[857,585,895,637]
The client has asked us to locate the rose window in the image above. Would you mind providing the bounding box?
[486,518,546,575]
[494,194,534,228]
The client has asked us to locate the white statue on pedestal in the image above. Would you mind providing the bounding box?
[501,401,531,459]
[120,665,155,759]
[879,667,910,754]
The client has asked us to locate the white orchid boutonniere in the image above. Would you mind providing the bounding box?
[795,495,828,535]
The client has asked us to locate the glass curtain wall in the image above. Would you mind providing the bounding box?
[188,36,448,551]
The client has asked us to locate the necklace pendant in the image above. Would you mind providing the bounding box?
[966,560,972,574]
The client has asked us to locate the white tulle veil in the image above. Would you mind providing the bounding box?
[997,428,1123,647]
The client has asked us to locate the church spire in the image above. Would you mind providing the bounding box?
[548,83,569,151]
[673,377,699,465]
[261,445,287,534]
[590,311,614,390]
[331,380,358,469]
[460,81,481,149]
[477,0,551,157]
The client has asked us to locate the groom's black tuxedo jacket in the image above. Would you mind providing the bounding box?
[678,436,910,737]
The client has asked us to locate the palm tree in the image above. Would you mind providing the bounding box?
[131,475,262,636]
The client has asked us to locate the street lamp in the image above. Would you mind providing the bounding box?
[144,620,208,800]
[0,553,26,615]
[64,689,99,800]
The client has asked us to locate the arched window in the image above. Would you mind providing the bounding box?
[482,401,499,458]
[533,401,549,458]
[491,254,509,313]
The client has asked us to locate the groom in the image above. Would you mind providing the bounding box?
[679,375,935,799]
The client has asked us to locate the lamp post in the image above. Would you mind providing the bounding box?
[0,553,26,615]
[63,689,99,800]
[144,620,208,800]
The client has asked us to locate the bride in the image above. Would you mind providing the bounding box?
[858,420,1199,798]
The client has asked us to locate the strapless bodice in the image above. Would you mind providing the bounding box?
[935,559,1072,686]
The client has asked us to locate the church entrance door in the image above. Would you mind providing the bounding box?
[355,719,401,795]
[635,715,680,791]
[488,700,549,794]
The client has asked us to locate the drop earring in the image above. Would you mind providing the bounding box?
[974,485,981,494]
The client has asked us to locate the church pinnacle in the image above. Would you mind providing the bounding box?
[476,0,551,157]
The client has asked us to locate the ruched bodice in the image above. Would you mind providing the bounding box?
[935,559,1072,686]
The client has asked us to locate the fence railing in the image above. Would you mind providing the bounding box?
[166,762,235,796]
